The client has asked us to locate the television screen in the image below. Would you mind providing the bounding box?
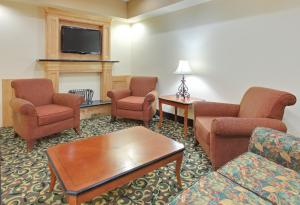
[61,26,101,54]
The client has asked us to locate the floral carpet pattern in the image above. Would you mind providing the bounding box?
[0,115,211,205]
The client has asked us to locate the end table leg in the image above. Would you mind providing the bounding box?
[49,164,56,192]
[174,107,178,122]
[175,153,183,188]
[184,106,188,138]
[158,101,163,128]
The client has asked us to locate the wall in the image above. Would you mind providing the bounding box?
[0,1,131,126]
[5,0,127,18]
[130,0,300,135]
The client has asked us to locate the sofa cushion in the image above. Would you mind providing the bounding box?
[218,152,300,205]
[195,117,215,145]
[117,96,144,111]
[249,127,300,172]
[170,172,271,205]
[36,104,74,126]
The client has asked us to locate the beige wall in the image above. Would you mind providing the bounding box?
[4,0,127,18]
[0,1,132,126]
[128,0,182,18]
[130,0,300,135]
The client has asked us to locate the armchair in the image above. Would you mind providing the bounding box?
[10,79,84,151]
[194,87,296,169]
[107,76,158,127]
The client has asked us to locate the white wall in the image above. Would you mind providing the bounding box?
[0,1,131,126]
[130,0,300,135]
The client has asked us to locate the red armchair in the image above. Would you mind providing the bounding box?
[107,76,158,127]
[194,87,296,169]
[10,79,84,151]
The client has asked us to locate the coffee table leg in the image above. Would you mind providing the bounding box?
[49,164,56,192]
[174,106,177,122]
[175,154,183,187]
[68,195,79,205]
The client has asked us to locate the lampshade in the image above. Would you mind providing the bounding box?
[174,60,192,75]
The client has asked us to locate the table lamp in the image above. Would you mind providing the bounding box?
[174,60,192,99]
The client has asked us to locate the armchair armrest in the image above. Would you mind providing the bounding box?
[249,127,300,172]
[144,90,157,103]
[53,93,84,108]
[107,88,131,100]
[211,117,287,137]
[194,101,240,117]
[10,98,37,116]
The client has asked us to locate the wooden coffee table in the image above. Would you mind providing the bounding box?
[47,126,184,205]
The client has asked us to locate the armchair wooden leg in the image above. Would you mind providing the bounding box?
[14,131,18,137]
[73,127,81,135]
[27,140,36,152]
[144,121,149,128]
[111,116,116,122]
[194,140,199,147]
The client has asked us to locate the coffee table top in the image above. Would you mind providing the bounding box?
[159,95,203,105]
[47,126,184,195]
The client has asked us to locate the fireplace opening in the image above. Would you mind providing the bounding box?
[68,89,111,108]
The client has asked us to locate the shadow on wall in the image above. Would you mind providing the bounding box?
[145,0,300,34]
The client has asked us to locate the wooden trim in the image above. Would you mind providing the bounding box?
[44,7,111,25]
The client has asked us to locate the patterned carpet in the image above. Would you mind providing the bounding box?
[0,115,212,205]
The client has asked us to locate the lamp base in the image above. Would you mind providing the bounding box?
[176,75,190,99]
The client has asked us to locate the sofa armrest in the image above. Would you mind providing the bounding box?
[211,117,287,137]
[107,88,131,100]
[144,90,157,103]
[249,127,300,172]
[10,98,37,116]
[53,93,84,108]
[194,101,240,117]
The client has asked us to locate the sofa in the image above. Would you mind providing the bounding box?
[194,87,296,169]
[10,79,84,151]
[171,127,300,205]
[107,76,158,127]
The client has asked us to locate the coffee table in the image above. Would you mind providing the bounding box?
[47,126,184,205]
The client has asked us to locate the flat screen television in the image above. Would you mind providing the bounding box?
[61,26,101,55]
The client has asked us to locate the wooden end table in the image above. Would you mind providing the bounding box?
[158,95,202,138]
[47,126,184,205]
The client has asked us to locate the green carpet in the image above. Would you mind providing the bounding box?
[0,115,211,204]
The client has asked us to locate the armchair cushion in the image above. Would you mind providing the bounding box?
[117,96,145,111]
[11,79,54,106]
[239,87,296,119]
[194,101,240,117]
[107,88,131,100]
[53,93,84,108]
[36,104,74,126]
[130,77,157,97]
[211,117,287,137]
[10,98,37,116]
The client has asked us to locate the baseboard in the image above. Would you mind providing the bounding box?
[155,110,194,127]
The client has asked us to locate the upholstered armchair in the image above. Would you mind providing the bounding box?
[107,76,158,127]
[10,79,84,151]
[194,87,296,169]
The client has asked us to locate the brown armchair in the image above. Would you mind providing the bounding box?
[194,87,296,169]
[10,79,84,151]
[107,76,158,127]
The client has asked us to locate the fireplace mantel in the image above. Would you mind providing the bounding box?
[38,59,118,100]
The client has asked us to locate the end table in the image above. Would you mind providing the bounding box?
[158,95,202,137]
